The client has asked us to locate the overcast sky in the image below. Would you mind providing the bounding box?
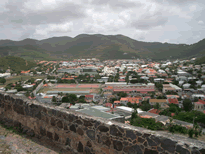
[0,0,204,44]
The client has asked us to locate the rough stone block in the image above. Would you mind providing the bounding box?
[161,138,177,153]
[129,144,143,154]
[50,117,56,126]
[87,141,92,147]
[54,133,59,141]
[83,119,93,127]
[77,141,83,152]
[77,127,84,136]
[144,148,158,154]
[176,145,190,154]
[70,124,76,133]
[126,130,136,140]
[65,138,71,146]
[86,130,95,140]
[113,140,123,151]
[40,126,46,136]
[110,125,122,137]
[98,125,109,132]
[47,131,53,139]
[13,104,24,115]
[56,120,63,129]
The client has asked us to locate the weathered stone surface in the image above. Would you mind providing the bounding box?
[143,141,148,147]
[34,111,41,120]
[77,141,83,152]
[86,130,95,140]
[157,146,163,152]
[40,126,46,136]
[161,138,177,153]
[150,135,161,145]
[1,94,205,154]
[191,149,200,154]
[98,125,109,132]
[47,131,53,139]
[101,136,111,147]
[68,114,77,122]
[75,120,83,125]
[52,109,57,116]
[110,125,122,137]
[77,127,84,136]
[142,133,150,138]
[94,121,101,128]
[129,144,143,154]
[13,104,24,115]
[56,120,63,129]
[113,140,123,151]
[70,124,76,133]
[50,117,56,126]
[137,136,145,143]
[65,138,71,146]
[84,146,91,154]
[176,145,190,154]
[4,104,12,111]
[147,138,157,146]
[64,124,68,130]
[13,121,21,128]
[126,130,136,140]
[199,149,205,154]
[144,148,158,154]
[87,141,92,147]
[83,119,93,127]
[54,133,59,141]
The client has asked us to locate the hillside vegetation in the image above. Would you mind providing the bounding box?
[0,34,204,61]
[0,56,37,73]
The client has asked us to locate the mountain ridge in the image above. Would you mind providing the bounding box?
[0,34,204,61]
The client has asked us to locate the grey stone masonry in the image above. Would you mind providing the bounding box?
[0,92,205,154]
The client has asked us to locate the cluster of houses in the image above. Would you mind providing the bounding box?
[1,57,205,129]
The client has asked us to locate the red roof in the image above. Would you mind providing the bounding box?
[114,101,121,104]
[171,113,175,116]
[168,98,179,104]
[195,102,204,105]
[113,89,155,92]
[198,99,205,105]
[85,95,93,98]
[105,103,113,108]
[148,109,161,115]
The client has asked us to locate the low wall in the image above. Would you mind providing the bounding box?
[0,92,205,154]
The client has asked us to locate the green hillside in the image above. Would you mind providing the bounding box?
[0,56,37,73]
[0,34,204,61]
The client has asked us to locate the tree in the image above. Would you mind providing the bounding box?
[52,96,57,102]
[62,96,69,102]
[140,102,152,111]
[154,103,160,110]
[183,99,193,112]
[25,91,30,97]
[0,77,6,84]
[31,93,35,98]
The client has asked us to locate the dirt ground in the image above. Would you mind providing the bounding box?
[0,124,68,154]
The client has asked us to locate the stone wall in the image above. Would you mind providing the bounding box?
[0,92,205,154]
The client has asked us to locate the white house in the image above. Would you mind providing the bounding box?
[183,83,191,89]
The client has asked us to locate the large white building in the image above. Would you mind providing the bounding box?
[0,73,11,78]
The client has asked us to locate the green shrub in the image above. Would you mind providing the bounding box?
[188,129,194,138]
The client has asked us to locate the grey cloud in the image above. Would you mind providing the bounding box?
[90,0,142,10]
[130,12,168,30]
[0,0,87,26]
[151,0,202,5]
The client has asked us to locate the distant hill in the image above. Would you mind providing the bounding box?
[0,56,37,73]
[0,34,204,61]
